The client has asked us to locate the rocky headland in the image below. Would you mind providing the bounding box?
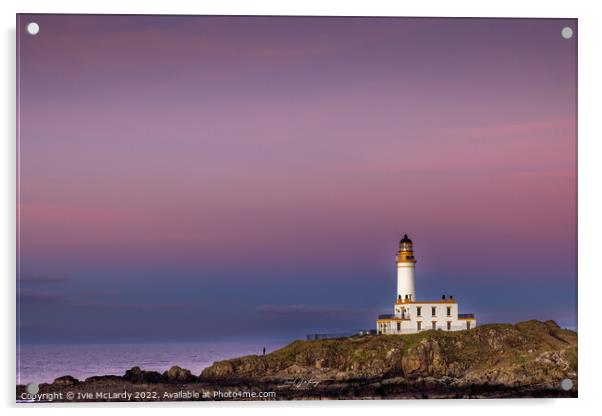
[16,320,577,401]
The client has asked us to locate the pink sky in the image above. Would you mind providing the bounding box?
[17,15,577,342]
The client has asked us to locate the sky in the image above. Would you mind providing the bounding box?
[17,15,577,344]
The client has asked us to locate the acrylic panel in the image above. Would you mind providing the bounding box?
[16,14,577,402]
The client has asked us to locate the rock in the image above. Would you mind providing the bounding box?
[401,354,423,376]
[199,319,577,390]
[200,360,235,378]
[401,338,448,378]
[164,365,195,383]
[142,371,164,383]
[282,364,310,375]
[84,375,122,383]
[123,366,164,383]
[53,375,79,386]
[123,366,144,382]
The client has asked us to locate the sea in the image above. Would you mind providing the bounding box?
[17,340,287,385]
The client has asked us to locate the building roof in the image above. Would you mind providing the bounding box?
[397,299,458,304]
[400,234,412,243]
[376,317,411,323]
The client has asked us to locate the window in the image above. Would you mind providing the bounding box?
[397,322,401,331]
[417,306,422,317]
[447,321,451,330]
[446,306,451,317]
[466,321,471,330]
[432,321,436,330]
[431,306,436,316]
[417,321,422,331]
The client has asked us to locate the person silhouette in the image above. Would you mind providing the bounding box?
[262,347,266,356]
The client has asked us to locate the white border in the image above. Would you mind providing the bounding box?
[2,1,601,415]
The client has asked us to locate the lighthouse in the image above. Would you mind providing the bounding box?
[396,234,416,302]
[376,234,477,334]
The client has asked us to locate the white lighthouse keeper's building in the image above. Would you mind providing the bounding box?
[376,234,477,334]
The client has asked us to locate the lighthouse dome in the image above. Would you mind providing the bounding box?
[400,234,412,244]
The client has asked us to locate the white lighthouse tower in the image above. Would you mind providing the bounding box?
[396,234,416,302]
